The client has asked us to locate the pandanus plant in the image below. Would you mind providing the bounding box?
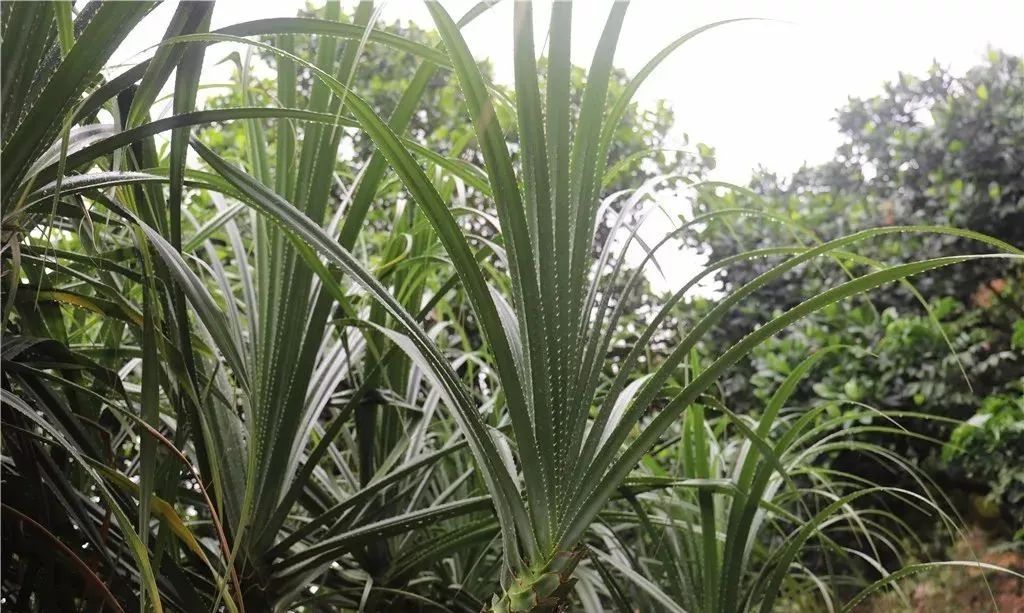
[590,349,1010,613]
[3,1,1022,611]
[4,1,511,609]
[350,3,1017,610]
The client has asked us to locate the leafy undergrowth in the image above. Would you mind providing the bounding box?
[856,528,1024,613]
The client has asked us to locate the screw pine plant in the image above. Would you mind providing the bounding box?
[4,2,508,609]
[2,1,1022,612]
[586,349,992,612]
[405,3,1021,610]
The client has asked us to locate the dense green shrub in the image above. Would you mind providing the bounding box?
[945,386,1024,536]
[681,52,1024,539]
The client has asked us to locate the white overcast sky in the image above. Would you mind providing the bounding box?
[110,0,1024,293]
[113,0,1024,184]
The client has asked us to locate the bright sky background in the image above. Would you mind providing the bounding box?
[111,0,1024,293]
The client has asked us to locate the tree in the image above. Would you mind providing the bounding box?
[696,50,1023,309]
[687,50,1024,532]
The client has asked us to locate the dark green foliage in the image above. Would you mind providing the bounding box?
[945,391,1024,536]
[687,51,1024,539]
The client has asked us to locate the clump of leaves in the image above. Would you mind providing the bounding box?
[946,393,1024,537]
